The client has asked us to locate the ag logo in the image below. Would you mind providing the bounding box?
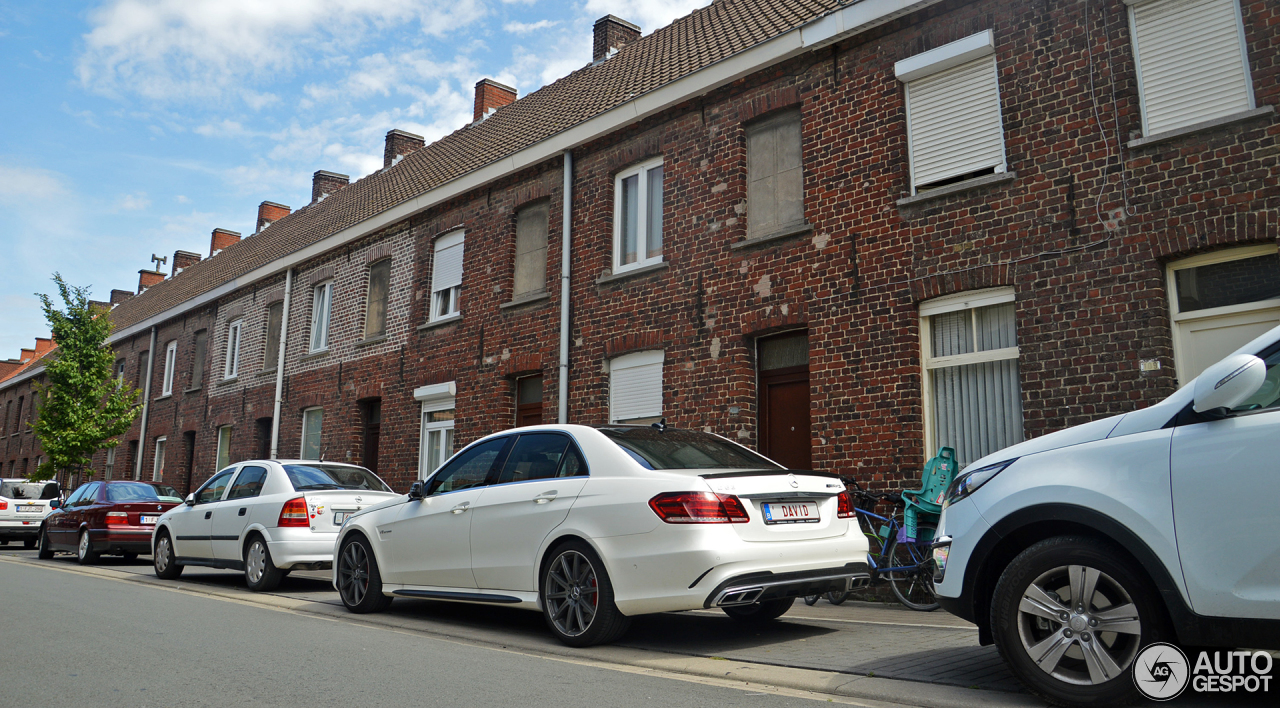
[1134,643,1190,700]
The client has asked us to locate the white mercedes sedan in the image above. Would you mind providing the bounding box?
[333,425,871,646]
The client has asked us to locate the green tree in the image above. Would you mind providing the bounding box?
[30,274,141,481]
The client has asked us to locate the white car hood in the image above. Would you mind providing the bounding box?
[962,413,1126,473]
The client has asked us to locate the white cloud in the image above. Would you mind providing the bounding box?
[118,192,151,210]
[583,0,710,34]
[175,195,190,203]
[0,165,68,203]
[504,19,557,34]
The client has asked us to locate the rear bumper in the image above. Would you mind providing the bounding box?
[0,522,42,540]
[88,528,155,554]
[265,528,337,570]
[703,561,871,608]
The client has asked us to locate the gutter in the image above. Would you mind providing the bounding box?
[558,151,572,424]
[101,0,944,347]
[132,326,157,480]
[269,267,293,458]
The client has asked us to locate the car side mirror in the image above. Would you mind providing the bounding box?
[49,500,61,510]
[408,481,425,500]
[184,493,196,507]
[1192,353,1267,414]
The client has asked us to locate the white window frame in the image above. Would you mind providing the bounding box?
[104,447,115,480]
[609,350,665,424]
[223,320,243,379]
[152,437,166,482]
[919,287,1020,460]
[430,231,465,323]
[216,425,233,471]
[415,382,457,479]
[310,281,334,352]
[612,157,664,274]
[161,340,177,396]
[301,407,324,460]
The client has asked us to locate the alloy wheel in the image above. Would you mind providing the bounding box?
[544,550,599,637]
[338,541,370,606]
[246,541,268,585]
[156,536,172,572]
[1016,564,1143,686]
[78,532,89,560]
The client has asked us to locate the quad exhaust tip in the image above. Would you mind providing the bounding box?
[716,587,764,606]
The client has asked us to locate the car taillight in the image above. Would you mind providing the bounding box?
[649,492,750,524]
[0,500,7,510]
[278,497,309,527]
[837,491,855,519]
[105,512,128,525]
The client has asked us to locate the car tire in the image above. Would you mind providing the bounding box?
[244,536,284,592]
[24,537,37,549]
[990,536,1170,708]
[540,540,631,647]
[153,530,184,579]
[121,552,139,562]
[36,527,53,559]
[76,530,99,565]
[722,597,795,622]
[336,534,393,614]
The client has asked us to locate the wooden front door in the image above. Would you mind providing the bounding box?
[758,332,811,470]
[362,399,381,474]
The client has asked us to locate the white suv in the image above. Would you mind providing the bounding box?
[933,324,1280,707]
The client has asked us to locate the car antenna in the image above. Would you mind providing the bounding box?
[651,417,667,432]
[319,445,328,462]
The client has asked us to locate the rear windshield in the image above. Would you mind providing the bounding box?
[597,428,783,470]
[0,481,59,500]
[150,483,180,499]
[106,482,161,502]
[283,464,392,492]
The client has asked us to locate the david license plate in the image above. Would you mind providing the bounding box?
[139,515,160,525]
[762,501,820,524]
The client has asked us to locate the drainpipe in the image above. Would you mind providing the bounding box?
[558,150,573,424]
[270,268,294,459]
[133,326,157,480]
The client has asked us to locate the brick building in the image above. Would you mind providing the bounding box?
[3,0,1278,496]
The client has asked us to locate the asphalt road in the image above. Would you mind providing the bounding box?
[0,559,850,708]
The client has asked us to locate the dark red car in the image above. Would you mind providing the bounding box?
[39,480,180,564]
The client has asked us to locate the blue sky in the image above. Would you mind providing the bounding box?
[0,0,708,358]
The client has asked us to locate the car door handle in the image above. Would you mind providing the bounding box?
[450,502,470,514]
[238,508,247,516]
[204,511,212,520]
[533,493,557,504]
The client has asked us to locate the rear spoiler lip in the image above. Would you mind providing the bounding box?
[699,469,844,480]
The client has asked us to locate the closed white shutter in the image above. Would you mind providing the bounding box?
[432,232,465,293]
[907,56,1005,189]
[1131,0,1253,136]
[610,351,664,423]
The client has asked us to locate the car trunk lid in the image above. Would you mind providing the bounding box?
[112,501,179,526]
[700,470,850,542]
[300,490,399,533]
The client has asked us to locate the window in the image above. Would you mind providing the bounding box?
[195,468,235,504]
[224,320,242,379]
[115,359,126,387]
[107,482,161,502]
[920,288,1024,468]
[226,465,268,499]
[310,281,333,352]
[895,30,1005,192]
[416,382,456,478]
[1129,0,1255,137]
[14,396,23,434]
[430,231,464,321]
[264,302,283,370]
[301,407,323,460]
[513,203,550,297]
[152,437,166,482]
[161,341,177,396]
[216,425,233,471]
[598,428,779,470]
[609,350,664,424]
[190,330,208,389]
[516,375,543,427]
[613,159,663,272]
[426,437,507,495]
[137,353,149,388]
[496,433,587,484]
[746,110,804,237]
[283,464,391,492]
[364,259,392,339]
[104,446,115,480]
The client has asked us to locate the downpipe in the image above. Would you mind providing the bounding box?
[132,326,158,480]
[269,268,293,459]
[558,150,572,424]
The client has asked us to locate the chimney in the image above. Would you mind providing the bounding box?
[210,228,241,257]
[312,171,349,203]
[138,269,165,294]
[20,348,35,363]
[172,250,201,276]
[89,300,110,311]
[473,79,517,123]
[593,15,640,62]
[110,289,133,306]
[384,129,425,168]
[256,201,291,232]
[33,337,54,357]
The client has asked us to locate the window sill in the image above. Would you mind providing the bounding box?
[299,349,330,362]
[153,394,172,402]
[730,222,814,250]
[354,334,389,348]
[596,261,668,285]
[500,290,550,310]
[418,315,461,332]
[216,377,239,387]
[1127,106,1274,149]
[897,171,1017,207]
[183,386,202,394]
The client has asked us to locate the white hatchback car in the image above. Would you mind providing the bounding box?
[151,460,398,591]
[0,478,60,548]
[933,324,1280,706]
[333,425,871,645]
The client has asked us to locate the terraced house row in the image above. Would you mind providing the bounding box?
[3,0,1277,493]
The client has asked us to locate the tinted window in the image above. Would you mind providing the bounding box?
[597,428,782,470]
[282,464,391,492]
[78,483,102,506]
[62,484,90,506]
[149,483,180,499]
[0,481,57,500]
[497,434,585,484]
[106,482,161,502]
[195,469,235,504]
[427,438,508,495]
[227,466,269,499]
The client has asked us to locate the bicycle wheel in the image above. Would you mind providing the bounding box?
[803,594,820,606]
[825,590,849,605]
[884,522,939,611]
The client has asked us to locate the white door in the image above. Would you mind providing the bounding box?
[469,433,589,591]
[170,467,235,559]
[211,465,269,560]
[382,436,510,588]
[1168,245,1280,384]
[1170,342,1280,618]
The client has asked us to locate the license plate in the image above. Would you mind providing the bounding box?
[17,505,41,513]
[334,512,350,525]
[762,501,820,524]
[139,515,160,525]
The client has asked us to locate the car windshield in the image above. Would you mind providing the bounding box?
[597,428,783,470]
[0,481,59,500]
[106,482,162,502]
[283,464,392,492]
